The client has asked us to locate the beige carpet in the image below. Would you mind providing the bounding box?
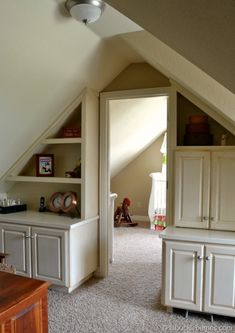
[48,227,235,333]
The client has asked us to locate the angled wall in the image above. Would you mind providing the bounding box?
[0,2,135,179]
[111,134,164,216]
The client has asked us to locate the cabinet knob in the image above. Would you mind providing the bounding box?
[24,235,36,239]
[203,216,209,221]
[210,217,214,221]
[197,255,203,260]
[206,256,211,261]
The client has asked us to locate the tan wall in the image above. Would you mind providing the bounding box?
[103,62,170,92]
[111,134,164,217]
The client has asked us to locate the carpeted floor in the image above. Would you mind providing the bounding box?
[48,227,235,333]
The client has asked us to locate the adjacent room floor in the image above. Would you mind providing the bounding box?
[48,226,234,333]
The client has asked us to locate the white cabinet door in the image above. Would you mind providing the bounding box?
[211,152,235,231]
[164,241,204,311]
[174,151,210,228]
[204,245,235,316]
[32,227,68,286]
[0,223,31,276]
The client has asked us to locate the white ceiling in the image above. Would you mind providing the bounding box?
[110,96,167,178]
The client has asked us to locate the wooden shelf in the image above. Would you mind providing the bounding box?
[6,176,81,184]
[42,138,82,144]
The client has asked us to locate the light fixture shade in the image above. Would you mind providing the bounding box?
[65,0,106,24]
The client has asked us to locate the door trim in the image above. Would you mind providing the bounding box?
[99,87,170,277]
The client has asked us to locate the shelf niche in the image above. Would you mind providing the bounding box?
[177,93,235,146]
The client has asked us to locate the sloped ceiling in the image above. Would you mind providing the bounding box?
[0,1,142,179]
[119,31,235,124]
[0,0,234,182]
[110,97,167,178]
[105,0,235,94]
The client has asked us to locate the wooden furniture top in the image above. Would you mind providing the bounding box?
[0,272,50,322]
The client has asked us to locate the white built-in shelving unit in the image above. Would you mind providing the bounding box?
[0,88,99,292]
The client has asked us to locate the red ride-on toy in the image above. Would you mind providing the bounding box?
[114,197,138,227]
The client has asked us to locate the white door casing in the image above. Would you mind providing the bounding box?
[99,87,170,277]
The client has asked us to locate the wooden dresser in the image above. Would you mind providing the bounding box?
[0,272,50,333]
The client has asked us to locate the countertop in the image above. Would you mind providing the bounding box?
[0,210,98,230]
[159,226,235,246]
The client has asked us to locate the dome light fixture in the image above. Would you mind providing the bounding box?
[65,0,106,24]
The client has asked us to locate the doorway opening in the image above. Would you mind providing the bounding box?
[99,88,170,277]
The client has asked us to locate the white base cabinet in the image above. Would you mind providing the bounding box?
[164,241,204,312]
[0,212,98,292]
[161,227,235,317]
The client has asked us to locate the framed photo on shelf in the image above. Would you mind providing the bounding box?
[36,154,54,177]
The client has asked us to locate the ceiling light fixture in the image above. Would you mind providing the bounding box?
[65,0,106,24]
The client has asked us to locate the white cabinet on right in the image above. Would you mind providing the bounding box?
[175,150,235,231]
[163,240,235,317]
[204,244,235,317]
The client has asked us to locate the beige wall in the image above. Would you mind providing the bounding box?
[0,1,137,180]
[111,134,164,217]
[103,63,170,92]
[110,96,167,177]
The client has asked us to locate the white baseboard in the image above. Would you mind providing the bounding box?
[132,215,150,222]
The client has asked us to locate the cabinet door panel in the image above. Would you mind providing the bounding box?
[174,152,210,228]
[164,241,204,311]
[204,245,235,316]
[0,223,31,276]
[32,227,68,286]
[211,152,235,231]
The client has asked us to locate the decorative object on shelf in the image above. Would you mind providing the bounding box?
[38,196,46,212]
[114,197,138,227]
[61,191,78,214]
[48,191,80,217]
[65,159,81,178]
[36,154,54,177]
[65,0,106,24]
[184,115,213,145]
[48,192,64,213]
[220,133,228,146]
[0,197,27,214]
[0,203,27,214]
[62,127,81,138]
